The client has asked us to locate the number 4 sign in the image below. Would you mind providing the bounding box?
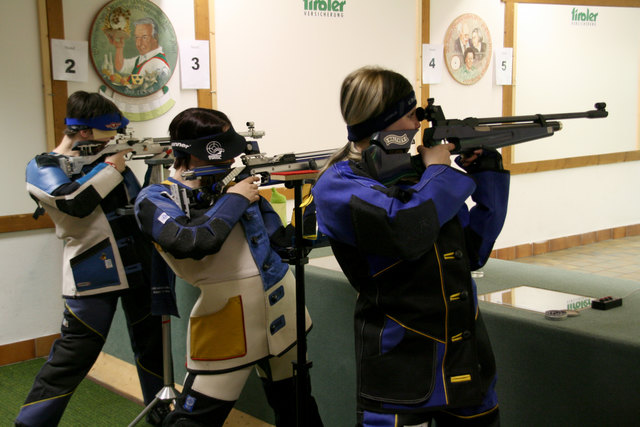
[422,44,443,84]
[179,40,211,89]
[51,39,88,82]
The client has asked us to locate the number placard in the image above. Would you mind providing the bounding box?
[51,39,88,82]
[495,47,513,85]
[178,40,211,89]
[422,44,443,84]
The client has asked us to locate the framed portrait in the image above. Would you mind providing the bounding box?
[443,13,492,85]
[89,0,178,98]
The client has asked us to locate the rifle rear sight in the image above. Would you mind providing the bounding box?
[239,121,266,140]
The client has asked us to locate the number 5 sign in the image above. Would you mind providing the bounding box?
[495,47,513,85]
[51,39,88,82]
[178,40,211,89]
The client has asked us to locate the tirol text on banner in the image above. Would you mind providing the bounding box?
[422,44,443,84]
[178,40,211,90]
[51,39,89,82]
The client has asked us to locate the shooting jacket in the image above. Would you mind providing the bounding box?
[25,153,151,297]
[134,178,310,373]
[312,160,509,414]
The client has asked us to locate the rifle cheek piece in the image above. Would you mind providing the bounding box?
[362,144,418,186]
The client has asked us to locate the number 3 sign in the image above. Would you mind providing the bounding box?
[51,39,89,82]
[178,40,211,89]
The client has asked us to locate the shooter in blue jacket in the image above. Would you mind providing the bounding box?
[134,107,323,426]
[19,91,165,426]
[312,66,509,427]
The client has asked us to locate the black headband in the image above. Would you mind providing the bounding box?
[170,126,248,162]
[346,91,417,142]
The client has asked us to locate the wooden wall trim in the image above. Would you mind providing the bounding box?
[41,0,67,151]
[420,0,430,108]
[492,224,640,260]
[37,0,55,151]
[0,213,54,233]
[0,334,60,367]
[502,0,517,167]
[503,0,640,6]
[508,150,640,175]
[194,0,217,109]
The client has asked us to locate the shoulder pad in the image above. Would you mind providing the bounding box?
[35,153,63,168]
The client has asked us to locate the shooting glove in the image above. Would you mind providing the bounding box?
[455,147,505,173]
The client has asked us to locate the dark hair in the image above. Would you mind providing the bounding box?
[64,91,121,136]
[464,47,475,60]
[169,108,231,169]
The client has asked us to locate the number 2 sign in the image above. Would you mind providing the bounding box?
[51,39,88,82]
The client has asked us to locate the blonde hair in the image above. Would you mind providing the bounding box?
[318,66,414,176]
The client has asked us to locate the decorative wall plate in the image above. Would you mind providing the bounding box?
[443,13,492,85]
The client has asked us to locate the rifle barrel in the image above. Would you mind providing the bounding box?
[474,105,607,125]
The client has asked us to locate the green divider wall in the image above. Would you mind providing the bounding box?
[104,261,357,426]
[105,256,640,426]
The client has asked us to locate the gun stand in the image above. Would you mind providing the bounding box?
[128,315,178,427]
[129,158,179,427]
[271,170,318,427]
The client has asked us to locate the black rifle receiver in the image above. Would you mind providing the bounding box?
[418,98,608,154]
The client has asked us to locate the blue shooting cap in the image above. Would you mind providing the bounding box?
[65,113,130,133]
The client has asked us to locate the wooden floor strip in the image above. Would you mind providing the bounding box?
[87,352,273,427]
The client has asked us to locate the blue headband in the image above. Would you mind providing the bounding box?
[65,113,129,131]
[346,91,417,142]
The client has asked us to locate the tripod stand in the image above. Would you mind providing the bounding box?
[271,170,319,426]
[129,158,179,427]
[128,314,179,426]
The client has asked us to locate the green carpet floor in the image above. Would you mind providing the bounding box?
[0,358,153,426]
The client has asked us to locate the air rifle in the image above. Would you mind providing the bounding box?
[418,98,608,154]
[177,123,332,208]
[183,122,333,186]
[59,132,172,177]
[240,149,333,184]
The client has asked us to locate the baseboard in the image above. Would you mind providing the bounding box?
[0,333,60,366]
[492,224,640,260]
